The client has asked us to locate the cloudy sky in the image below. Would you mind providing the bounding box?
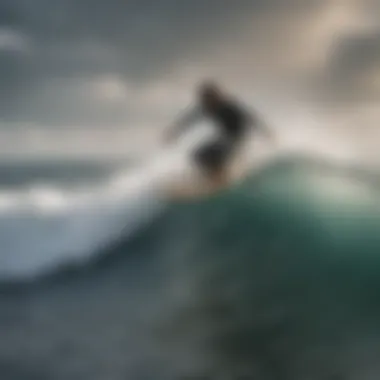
[0,0,379,157]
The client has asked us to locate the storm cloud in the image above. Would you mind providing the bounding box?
[321,30,380,104]
[0,0,379,126]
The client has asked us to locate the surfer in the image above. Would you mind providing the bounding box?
[164,81,273,189]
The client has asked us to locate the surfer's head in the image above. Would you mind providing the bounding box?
[198,81,224,109]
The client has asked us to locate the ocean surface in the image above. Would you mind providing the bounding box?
[1,154,380,380]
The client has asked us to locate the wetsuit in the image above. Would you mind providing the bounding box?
[172,99,259,174]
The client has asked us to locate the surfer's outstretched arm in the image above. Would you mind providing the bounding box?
[164,106,203,143]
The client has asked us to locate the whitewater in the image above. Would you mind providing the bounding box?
[0,122,234,280]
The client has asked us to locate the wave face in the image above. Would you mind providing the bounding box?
[156,158,380,378]
[2,156,380,379]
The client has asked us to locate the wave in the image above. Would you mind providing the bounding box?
[153,156,380,377]
[2,150,380,378]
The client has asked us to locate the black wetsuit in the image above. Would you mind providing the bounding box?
[203,101,251,141]
[194,100,254,173]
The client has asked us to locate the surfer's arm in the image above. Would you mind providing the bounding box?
[164,106,203,142]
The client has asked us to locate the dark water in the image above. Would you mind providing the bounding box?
[1,158,380,379]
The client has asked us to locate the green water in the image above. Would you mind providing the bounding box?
[160,158,380,379]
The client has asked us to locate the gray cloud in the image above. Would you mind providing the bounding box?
[0,0,378,126]
[3,0,318,78]
[333,32,380,96]
[314,30,380,105]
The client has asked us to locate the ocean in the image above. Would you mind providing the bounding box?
[1,153,380,380]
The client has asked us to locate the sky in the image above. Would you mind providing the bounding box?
[0,0,379,157]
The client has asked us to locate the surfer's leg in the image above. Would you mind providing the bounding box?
[208,166,230,188]
[193,139,232,189]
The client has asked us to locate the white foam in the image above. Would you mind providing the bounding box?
[0,121,228,281]
[0,159,179,280]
